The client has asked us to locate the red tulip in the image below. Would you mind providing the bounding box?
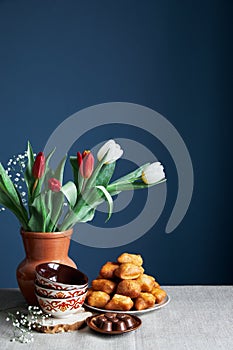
[32,152,45,179]
[48,178,61,192]
[77,150,94,179]
[77,151,83,169]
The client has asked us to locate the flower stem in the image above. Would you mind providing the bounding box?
[31,179,38,195]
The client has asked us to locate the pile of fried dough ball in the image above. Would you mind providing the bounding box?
[86,253,167,311]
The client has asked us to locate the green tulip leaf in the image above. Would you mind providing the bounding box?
[24,141,35,197]
[61,181,77,208]
[95,162,116,187]
[70,156,79,187]
[43,168,55,191]
[79,208,95,222]
[95,185,113,221]
[47,192,64,231]
[54,155,67,184]
[0,163,23,208]
[0,163,28,224]
[0,185,28,229]
[44,190,52,229]
[28,194,47,232]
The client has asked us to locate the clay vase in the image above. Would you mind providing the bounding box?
[16,228,77,305]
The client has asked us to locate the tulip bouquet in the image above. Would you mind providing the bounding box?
[0,140,166,232]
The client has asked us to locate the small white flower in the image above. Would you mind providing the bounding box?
[142,162,165,184]
[97,139,123,164]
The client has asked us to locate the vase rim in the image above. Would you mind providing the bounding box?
[20,228,73,239]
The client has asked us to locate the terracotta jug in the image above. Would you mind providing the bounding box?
[16,228,77,305]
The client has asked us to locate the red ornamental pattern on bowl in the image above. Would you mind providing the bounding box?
[35,282,87,299]
[36,292,87,318]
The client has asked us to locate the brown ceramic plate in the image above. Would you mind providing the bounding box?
[87,313,142,335]
[84,294,170,315]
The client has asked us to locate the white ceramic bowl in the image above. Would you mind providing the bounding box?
[35,262,88,291]
[36,292,87,318]
[35,280,88,299]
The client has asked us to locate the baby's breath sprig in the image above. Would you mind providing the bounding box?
[5,305,51,344]
[0,150,35,213]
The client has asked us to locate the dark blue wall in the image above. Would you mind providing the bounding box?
[0,0,232,286]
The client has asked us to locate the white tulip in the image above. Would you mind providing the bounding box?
[97,140,123,164]
[142,162,165,184]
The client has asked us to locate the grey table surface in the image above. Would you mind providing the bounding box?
[0,286,232,350]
